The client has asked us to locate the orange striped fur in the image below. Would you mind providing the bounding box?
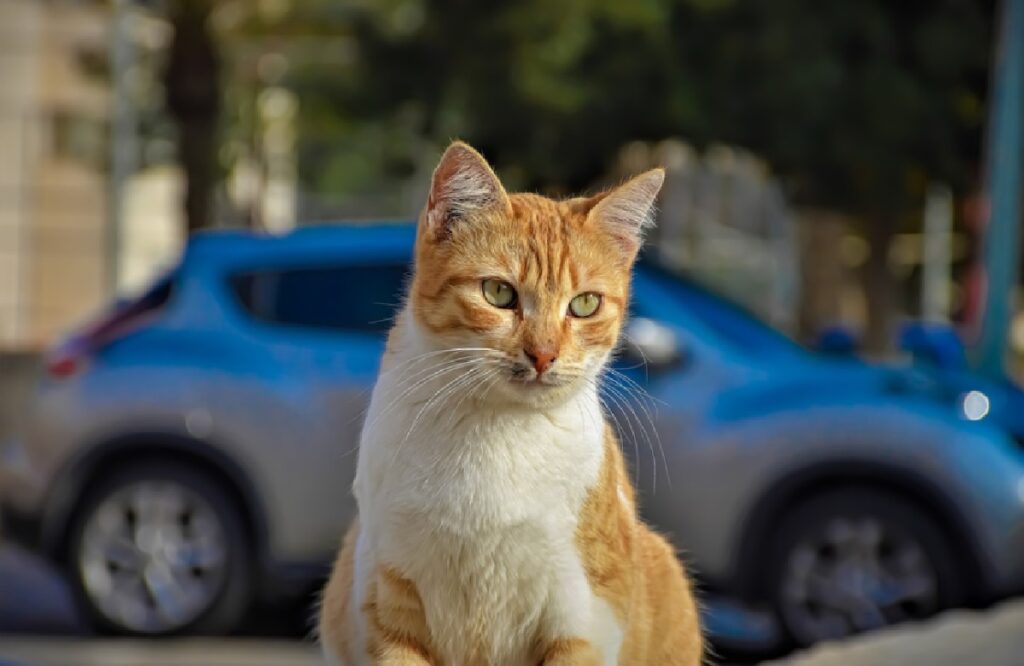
[319,142,703,664]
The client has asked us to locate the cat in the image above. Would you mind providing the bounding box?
[318,141,703,665]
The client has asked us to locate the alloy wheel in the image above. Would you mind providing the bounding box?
[77,480,229,633]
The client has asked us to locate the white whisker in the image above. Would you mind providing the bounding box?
[603,371,669,487]
[367,356,488,430]
[601,375,670,493]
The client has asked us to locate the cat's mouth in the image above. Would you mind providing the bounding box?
[508,366,568,388]
[510,376,554,387]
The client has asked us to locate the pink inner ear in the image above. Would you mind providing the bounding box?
[589,207,648,262]
[424,143,510,239]
[589,169,664,260]
[426,155,461,230]
[608,230,642,258]
[425,187,450,233]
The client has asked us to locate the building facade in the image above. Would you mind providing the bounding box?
[0,0,111,348]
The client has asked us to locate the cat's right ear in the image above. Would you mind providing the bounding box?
[424,141,512,240]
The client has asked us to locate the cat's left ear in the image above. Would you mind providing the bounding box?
[588,168,665,262]
[424,141,512,240]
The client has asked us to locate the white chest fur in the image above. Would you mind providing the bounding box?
[349,337,618,665]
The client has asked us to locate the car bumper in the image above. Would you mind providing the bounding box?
[0,437,46,510]
[0,499,44,553]
[0,437,48,553]
[972,451,1024,597]
[999,485,1024,593]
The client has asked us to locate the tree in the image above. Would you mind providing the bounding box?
[219,0,994,344]
[163,0,222,234]
[667,0,993,347]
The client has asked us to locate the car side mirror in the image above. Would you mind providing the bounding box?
[898,322,967,370]
[814,325,860,355]
[622,317,686,370]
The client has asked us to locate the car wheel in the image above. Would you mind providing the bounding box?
[767,488,964,647]
[68,461,253,635]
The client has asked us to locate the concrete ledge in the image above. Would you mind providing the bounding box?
[0,638,323,666]
[2,602,1022,665]
[769,600,1024,666]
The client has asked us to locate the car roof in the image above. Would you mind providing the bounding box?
[182,221,418,267]
[180,222,753,314]
[180,224,776,339]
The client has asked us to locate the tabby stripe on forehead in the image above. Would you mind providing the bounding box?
[527,233,545,288]
[557,240,571,290]
[545,235,561,292]
[550,218,564,291]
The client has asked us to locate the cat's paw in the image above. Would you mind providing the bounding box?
[538,638,603,666]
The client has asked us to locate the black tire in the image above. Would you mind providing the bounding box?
[765,488,965,647]
[67,460,253,636]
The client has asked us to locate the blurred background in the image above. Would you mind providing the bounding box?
[1,0,1023,664]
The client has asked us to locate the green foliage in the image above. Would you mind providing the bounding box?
[670,0,992,214]
[232,0,993,216]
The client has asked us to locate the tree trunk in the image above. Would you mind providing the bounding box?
[163,0,221,234]
[178,118,217,234]
[797,209,847,342]
[862,217,897,353]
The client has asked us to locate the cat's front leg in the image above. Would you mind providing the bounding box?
[535,549,620,666]
[365,565,436,665]
[537,638,602,666]
[372,642,434,665]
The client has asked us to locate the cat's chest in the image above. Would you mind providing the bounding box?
[353,369,617,664]
[358,383,604,530]
[371,495,604,665]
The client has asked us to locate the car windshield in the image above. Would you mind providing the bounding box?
[639,257,802,357]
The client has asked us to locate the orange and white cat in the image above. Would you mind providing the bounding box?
[319,141,703,665]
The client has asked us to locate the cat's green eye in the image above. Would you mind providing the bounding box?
[569,292,602,318]
[482,279,517,308]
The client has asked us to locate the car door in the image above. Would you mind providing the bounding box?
[603,264,769,573]
[606,267,731,478]
[225,259,410,560]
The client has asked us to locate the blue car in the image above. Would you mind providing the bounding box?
[2,222,1022,649]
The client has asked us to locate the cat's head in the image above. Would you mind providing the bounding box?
[409,141,663,408]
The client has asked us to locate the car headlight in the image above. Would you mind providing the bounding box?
[960,390,991,421]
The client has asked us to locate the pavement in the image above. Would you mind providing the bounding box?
[3,542,1024,666]
[769,599,1024,666]
[0,638,322,666]
[0,545,83,635]
[3,604,1024,665]
[0,543,324,665]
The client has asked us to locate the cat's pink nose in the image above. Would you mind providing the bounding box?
[524,347,558,375]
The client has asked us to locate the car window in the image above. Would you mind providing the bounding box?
[636,262,800,357]
[229,263,409,333]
